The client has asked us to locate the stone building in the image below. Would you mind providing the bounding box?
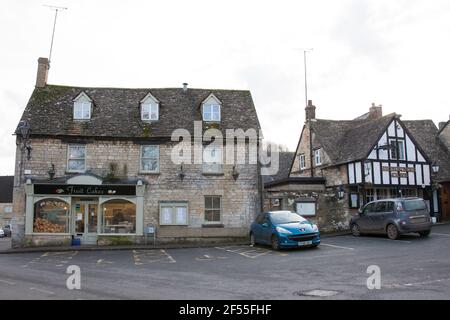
[0,176,14,228]
[12,57,262,247]
[264,102,450,232]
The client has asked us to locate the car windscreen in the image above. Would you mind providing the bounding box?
[270,212,306,224]
[403,200,427,211]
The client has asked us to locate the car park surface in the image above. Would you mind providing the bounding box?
[0,224,449,300]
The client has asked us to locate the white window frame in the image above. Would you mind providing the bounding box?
[141,103,159,121]
[202,146,223,174]
[140,145,160,173]
[299,154,306,170]
[73,101,91,120]
[314,149,322,166]
[67,145,86,173]
[204,195,222,223]
[159,202,189,226]
[202,104,221,122]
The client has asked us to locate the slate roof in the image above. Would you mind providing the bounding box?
[0,176,14,203]
[17,85,260,139]
[263,152,295,184]
[310,113,396,165]
[403,120,450,182]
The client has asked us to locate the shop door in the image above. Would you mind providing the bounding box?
[74,202,98,245]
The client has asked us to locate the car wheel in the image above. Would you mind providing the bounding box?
[351,223,361,237]
[387,224,400,240]
[271,235,280,250]
[250,233,256,246]
[418,230,431,237]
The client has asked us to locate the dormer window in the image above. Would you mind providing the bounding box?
[202,93,221,122]
[140,92,159,121]
[73,92,92,120]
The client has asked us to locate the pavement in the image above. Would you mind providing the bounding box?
[0,224,450,300]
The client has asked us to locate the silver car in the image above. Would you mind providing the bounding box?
[350,197,433,240]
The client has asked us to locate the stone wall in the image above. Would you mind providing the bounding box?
[264,182,352,233]
[12,137,260,246]
[290,122,333,178]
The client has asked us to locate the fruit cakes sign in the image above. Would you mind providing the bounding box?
[34,184,136,196]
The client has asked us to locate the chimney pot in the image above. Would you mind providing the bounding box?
[35,57,50,88]
[368,103,383,120]
[182,83,188,92]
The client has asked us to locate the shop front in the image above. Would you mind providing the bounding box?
[24,174,145,246]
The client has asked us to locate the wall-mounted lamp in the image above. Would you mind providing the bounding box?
[47,163,56,180]
[17,120,32,160]
[178,163,185,181]
[432,162,440,174]
[232,165,239,181]
[337,185,345,200]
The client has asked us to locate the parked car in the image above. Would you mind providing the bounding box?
[0,228,4,238]
[2,225,11,237]
[250,211,320,250]
[350,197,433,240]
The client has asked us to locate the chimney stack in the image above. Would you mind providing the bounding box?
[182,82,188,92]
[35,57,50,88]
[368,103,382,120]
[305,100,316,121]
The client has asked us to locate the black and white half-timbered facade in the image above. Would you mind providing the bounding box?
[346,117,433,210]
[264,101,448,233]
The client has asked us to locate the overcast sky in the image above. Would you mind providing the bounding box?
[1,0,449,175]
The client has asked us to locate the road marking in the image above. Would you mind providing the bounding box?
[215,246,281,259]
[0,279,16,285]
[161,249,176,263]
[403,278,450,287]
[96,259,113,265]
[341,236,411,243]
[320,243,354,250]
[432,233,450,237]
[30,287,55,295]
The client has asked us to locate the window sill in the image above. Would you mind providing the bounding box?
[202,172,224,176]
[65,170,86,174]
[139,171,160,175]
[202,223,224,228]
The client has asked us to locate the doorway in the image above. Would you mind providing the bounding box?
[73,199,98,245]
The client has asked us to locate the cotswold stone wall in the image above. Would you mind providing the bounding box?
[12,137,260,247]
[263,182,351,232]
[290,122,333,178]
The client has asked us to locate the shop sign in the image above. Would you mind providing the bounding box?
[34,184,136,196]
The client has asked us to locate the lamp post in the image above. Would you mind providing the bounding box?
[431,162,440,223]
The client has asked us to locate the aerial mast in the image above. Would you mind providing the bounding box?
[43,5,68,62]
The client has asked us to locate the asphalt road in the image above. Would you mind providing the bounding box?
[1,224,450,300]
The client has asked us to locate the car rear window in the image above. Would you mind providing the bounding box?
[403,200,427,211]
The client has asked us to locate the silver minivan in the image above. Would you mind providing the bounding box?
[350,197,433,240]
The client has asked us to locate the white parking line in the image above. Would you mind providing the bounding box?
[341,236,411,243]
[320,243,354,250]
[161,249,176,263]
[403,278,450,287]
[0,279,16,285]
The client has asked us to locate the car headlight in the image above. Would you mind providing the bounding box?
[311,224,319,232]
[275,226,293,234]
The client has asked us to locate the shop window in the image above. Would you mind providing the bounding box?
[366,189,375,203]
[101,200,136,234]
[141,145,160,173]
[160,202,188,225]
[33,199,70,233]
[205,196,221,222]
[67,145,86,172]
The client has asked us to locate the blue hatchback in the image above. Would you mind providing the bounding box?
[250,211,320,250]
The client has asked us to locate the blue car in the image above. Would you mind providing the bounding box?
[250,211,320,250]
